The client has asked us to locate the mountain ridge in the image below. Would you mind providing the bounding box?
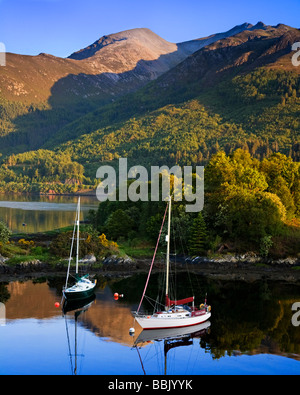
[0,22,267,105]
[0,21,299,163]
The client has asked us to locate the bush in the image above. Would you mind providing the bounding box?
[0,221,12,244]
[49,230,118,258]
[260,235,273,257]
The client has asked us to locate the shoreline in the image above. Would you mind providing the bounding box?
[1,258,300,283]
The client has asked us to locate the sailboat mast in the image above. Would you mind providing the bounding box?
[75,197,80,274]
[64,199,78,290]
[165,195,171,308]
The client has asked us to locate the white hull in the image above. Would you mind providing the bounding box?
[135,321,211,343]
[135,311,211,330]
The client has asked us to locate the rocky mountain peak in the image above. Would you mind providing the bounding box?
[68,27,176,60]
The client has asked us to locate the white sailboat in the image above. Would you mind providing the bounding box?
[63,197,96,301]
[133,196,211,330]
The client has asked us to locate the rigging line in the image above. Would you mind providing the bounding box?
[76,313,87,374]
[136,202,169,314]
[144,295,165,312]
[183,338,195,375]
[144,295,157,311]
[178,219,195,298]
[171,213,177,302]
[64,207,78,290]
[155,264,166,312]
[64,315,74,375]
[188,338,202,375]
[136,345,146,375]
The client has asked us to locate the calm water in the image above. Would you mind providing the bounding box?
[0,194,99,233]
[0,274,299,376]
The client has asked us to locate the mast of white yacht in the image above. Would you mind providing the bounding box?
[75,197,80,275]
[165,195,171,310]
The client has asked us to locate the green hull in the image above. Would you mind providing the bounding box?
[63,283,96,301]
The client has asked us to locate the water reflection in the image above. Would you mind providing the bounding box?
[62,295,96,375]
[133,322,211,375]
[0,276,299,374]
[0,194,99,233]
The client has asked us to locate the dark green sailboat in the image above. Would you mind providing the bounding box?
[62,197,96,301]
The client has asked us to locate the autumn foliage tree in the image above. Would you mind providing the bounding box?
[204,149,298,246]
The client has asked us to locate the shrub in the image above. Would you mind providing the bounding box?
[0,221,12,244]
[260,235,273,257]
[50,231,118,258]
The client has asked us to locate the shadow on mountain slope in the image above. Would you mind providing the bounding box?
[1,26,299,156]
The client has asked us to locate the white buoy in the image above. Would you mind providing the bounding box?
[129,327,135,336]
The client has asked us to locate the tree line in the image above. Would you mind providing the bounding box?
[88,149,300,258]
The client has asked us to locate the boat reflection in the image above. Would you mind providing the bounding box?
[132,321,211,374]
[62,294,96,375]
[62,294,96,315]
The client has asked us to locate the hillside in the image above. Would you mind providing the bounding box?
[0,21,300,257]
[41,22,300,170]
[0,23,265,154]
[0,22,299,191]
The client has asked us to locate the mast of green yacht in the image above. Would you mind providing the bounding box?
[64,197,80,291]
[75,197,80,275]
[165,195,171,310]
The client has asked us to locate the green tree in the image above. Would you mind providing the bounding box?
[260,153,300,218]
[216,186,285,243]
[105,209,134,240]
[188,212,207,256]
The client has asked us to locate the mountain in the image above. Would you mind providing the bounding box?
[0,22,300,180]
[0,24,257,106]
[1,28,188,123]
[155,22,300,91]
[0,24,258,153]
[41,22,300,155]
[68,23,256,69]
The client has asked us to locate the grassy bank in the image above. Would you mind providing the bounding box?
[1,225,120,267]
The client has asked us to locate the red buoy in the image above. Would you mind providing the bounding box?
[54,302,60,308]
[114,293,119,300]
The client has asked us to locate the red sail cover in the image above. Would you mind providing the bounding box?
[165,295,194,307]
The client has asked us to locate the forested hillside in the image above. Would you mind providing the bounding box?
[55,68,300,179]
[0,150,93,194]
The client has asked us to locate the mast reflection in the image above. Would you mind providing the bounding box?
[62,295,96,375]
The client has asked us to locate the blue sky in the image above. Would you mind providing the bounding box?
[0,0,299,58]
